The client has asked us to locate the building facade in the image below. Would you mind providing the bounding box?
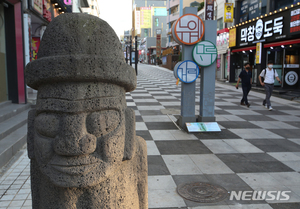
[229,1,300,89]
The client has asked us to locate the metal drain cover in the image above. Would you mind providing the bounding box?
[177,182,228,203]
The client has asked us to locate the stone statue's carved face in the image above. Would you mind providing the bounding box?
[31,82,128,187]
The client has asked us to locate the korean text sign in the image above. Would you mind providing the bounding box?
[236,8,291,47]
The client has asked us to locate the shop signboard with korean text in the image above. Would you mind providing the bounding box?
[236,8,291,47]
[239,0,266,23]
[290,7,300,35]
[205,0,214,20]
[140,7,151,28]
[240,0,249,23]
[229,28,236,47]
[224,3,234,23]
[255,42,262,64]
[32,0,43,14]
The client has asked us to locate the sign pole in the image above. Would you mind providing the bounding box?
[198,20,217,122]
[177,7,198,128]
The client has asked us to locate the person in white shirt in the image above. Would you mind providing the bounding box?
[258,60,281,111]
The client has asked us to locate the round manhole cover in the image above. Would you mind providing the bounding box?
[177,182,228,203]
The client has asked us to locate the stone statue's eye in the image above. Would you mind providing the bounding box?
[35,113,60,138]
[86,110,120,137]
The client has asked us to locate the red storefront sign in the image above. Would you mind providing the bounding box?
[43,0,52,22]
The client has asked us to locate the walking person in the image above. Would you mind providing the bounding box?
[236,62,252,108]
[259,60,281,111]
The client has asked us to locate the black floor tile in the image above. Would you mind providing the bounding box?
[155,140,212,155]
[238,115,275,121]
[216,154,250,163]
[135,102,161,106]
[146,122,178,130]
[271,139,300,152]
[136,130,153,140]
[253,110,288,115]
[148,156,170,176]
[285,121,300,128]
[218,121,261,129]
[215,110,231,115]
[135,115,144,122]
[219,106,247,110]
[270,203,300,209]
[156,99,179,102]
[195,129,242,139]
[241,153,278,162]
[139,110,163,115]
[253,161,295,172]
[246,139,291,152]
[269,129,300,138]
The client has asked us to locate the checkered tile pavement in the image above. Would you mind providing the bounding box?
[1,64,300,209]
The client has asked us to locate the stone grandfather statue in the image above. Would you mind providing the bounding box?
[25,13,148,209]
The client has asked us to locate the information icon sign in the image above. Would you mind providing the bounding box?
[193,41,217,67]
[173,14,205,45]
[175,60,199,83]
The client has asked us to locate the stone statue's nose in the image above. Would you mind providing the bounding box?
[53,114,97,156]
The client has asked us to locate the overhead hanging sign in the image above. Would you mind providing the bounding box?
[224,3,234,23]
[229,28,236,47]
[205,0,214,20]
[172,14,205,45]
[255,42,262,64]
[192,41,217,67]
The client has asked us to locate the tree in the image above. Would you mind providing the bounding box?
[198,2,204,11]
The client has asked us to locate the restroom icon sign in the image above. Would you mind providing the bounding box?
[174,14,205,45]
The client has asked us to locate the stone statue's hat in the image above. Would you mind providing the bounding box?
[26,13,136,92]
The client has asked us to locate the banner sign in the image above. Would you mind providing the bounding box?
[224,3,234,23]
[255,42,262,64]
[205,0,214,20]
[31,37,40,61]
[290,7,300,35]
[229,28,236,47]
[135,11,140,33]
[156,34,161,57]
[140,7,151,28]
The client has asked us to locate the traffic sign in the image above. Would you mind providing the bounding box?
[175,60,199,83]
[173,14,205,45]
[192,40,217,67]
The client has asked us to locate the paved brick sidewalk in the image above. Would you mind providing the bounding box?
[1,64,300,209]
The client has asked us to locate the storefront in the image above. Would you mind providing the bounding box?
[229,3,300,89]
[0,0,25,103]
[23,0,70,97]
[216,28,230,80]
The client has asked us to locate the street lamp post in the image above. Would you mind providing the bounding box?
[135,35,138,75]
[129,36,132,66]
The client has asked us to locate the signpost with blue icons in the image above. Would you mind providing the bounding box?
[173,7,203,128]
[176,61,199,83]
[172,7,218,129]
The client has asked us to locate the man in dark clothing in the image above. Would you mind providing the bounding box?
[236,62,252,107]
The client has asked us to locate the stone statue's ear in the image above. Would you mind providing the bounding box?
[27,109,36,159]
[123,107,136,161]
